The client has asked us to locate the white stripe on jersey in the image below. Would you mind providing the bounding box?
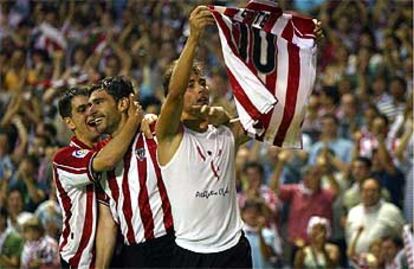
[98,133,173,246]
[52,137,97,268]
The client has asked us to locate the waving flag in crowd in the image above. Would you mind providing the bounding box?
[209,0,317,148]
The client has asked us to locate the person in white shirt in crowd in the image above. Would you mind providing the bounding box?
[346,177,405,255]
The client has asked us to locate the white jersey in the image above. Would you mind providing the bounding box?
[160,125,243,253]
[98,133,173,245]
[52,137,99,268]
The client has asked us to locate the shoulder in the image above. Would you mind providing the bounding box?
[52,146,74,164]
[52,146,95,170]
[380,202,403,214]
[348,204,363,216]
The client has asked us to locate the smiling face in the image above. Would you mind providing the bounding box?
[65,95,100,143]
[88,90,123,135]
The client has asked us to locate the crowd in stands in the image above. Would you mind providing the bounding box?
[0,0,412,268]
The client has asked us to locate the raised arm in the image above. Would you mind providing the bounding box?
[156,6,214,164]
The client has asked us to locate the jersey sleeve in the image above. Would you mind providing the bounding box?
[52,147,99,188]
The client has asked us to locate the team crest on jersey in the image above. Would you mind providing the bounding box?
[135,148,146,161]
[72,149,89,158]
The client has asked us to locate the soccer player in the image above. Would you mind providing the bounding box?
[88,77,175,268]
[52,87,142,268]
[156,6,252,267]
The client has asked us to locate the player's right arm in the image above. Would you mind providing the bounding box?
[156,6,214,165]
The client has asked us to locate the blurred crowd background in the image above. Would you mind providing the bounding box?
[0,0,412,268]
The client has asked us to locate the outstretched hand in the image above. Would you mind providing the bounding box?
[189,6,215,40]
[313,19,324,43]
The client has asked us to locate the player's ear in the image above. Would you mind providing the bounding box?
[64,117,76,131]
[118,97,129,113]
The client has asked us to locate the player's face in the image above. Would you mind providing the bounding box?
[88,90,122,135]
[183,73,209,118]
[68,96,100,142]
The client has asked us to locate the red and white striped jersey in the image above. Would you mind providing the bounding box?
[210,0,317,148]
[98,132,173,246]
[52,137,99,269]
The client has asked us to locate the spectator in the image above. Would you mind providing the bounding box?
[20,216,60,269]
[294,216,340,269]
[242,199,281,269]
[345,178,405,255]
[271,159,339,261]
[0,207,23,269]
[343,157,390,212]
[238,162,278,217]
[308,114,353,168]
[381,236,409,269]
[337,93,363,140]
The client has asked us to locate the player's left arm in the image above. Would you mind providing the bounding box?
[95,203,117,269]
[229,118,251,148]
[194,105,250,147]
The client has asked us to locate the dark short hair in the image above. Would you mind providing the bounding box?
[242,199,264,213]
[321,86,340,105]
[0,207,8,220]
[321,113,339,126]
[243,161,264,176]
[381,235,404,248]
[163,60,204,97]
[58,87,90,118]
[375,113,389,127]
[354,156,372,169]
[90,76,134,102]
[391,76,407,91]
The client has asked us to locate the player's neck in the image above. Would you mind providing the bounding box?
[111,116,128,137]
[182,119,208,133]
[74,133,95,148]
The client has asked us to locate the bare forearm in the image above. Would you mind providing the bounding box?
[270,162,284,194]
[96,206,117,269]
[157,36,199,139]
[395,129,412,160]
[93,118,139,172]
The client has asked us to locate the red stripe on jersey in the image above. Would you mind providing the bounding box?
[263,11,283,33]
[69,185,94,267]
[281,20,293,42]
[107,170,119,214]
[273,43,300,146]
[226,66,262,119]
[136,136,155,240]
[196,146,206,161]
[53,166,72,251]
[246,2,282,13]
[121,148,136,245]
[146,138,173,231]
[223,7,238,17]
